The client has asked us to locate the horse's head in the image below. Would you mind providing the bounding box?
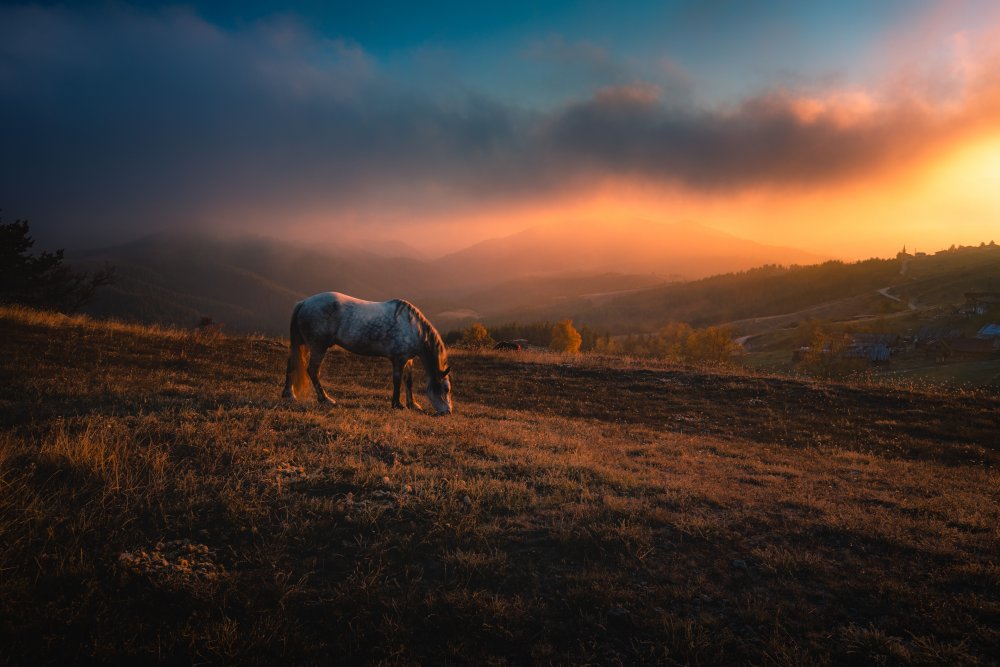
[425,366,452,415]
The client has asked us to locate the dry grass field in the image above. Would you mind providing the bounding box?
[1,305,998,665]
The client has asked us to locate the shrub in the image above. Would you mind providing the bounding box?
[460,323,495,349]
[685,325,743,364]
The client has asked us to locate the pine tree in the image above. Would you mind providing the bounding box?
[0,218,114,312]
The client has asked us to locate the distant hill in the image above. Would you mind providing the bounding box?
[892,246,1000,306]
[487,244,1000,334]
[477,259,896,333]
[70,231,668,334]
[430,271,665,328]
[74,232,457,334]
[70,227,998,340]
[438,219,828,286]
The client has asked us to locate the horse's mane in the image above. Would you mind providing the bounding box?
[394,299,448,373]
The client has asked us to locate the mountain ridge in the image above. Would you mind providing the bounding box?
[437,218,829,286]
[71,222,838,334]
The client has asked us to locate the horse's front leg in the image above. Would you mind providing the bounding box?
[391,358,405,409]
[307,345,336,405]
[403,359,422,411]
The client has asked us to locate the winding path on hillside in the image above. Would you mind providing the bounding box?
[877,286,918,310]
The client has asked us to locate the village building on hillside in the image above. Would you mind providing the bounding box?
[794,332,903,365]
[921,328,1000,361]
[977,323,1000,339]
[914,322,1000,361]
[964,292,1000,316]
[845,333,901,364]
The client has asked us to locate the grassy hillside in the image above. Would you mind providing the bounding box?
[1,307,998,664]
[505,245,1000,335]
[894,245,1000,306]
[531,258,904,333]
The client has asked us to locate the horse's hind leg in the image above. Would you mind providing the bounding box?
[391,358,405,409]
[307,345,336,405]
[403,360,422,411]
[282,344,306,399]
[281,355,295,399]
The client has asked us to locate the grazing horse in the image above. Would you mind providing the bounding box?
[281,292,452,414]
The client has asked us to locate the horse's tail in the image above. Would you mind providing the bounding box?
[285,301,310,399]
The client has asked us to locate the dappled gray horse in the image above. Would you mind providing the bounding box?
[282,292,452,414]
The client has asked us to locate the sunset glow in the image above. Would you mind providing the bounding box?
[3,1,1000,259]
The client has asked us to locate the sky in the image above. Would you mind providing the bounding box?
[2,1,1000,258]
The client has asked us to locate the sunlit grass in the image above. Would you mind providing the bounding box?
[0,306,997,663]
[0,303,198,339]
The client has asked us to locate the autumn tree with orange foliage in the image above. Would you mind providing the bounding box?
[549,319,582,354]
[460,322,495,349]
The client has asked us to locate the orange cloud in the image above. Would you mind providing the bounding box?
[787,90,878,126]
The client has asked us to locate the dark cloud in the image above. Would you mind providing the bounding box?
[0,6,554,241]
[543,88,942,190]
[2,5,997,245]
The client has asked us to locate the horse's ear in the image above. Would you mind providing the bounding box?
[441,366,451,378]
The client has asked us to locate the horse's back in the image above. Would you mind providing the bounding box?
[299,292,383,323]
[297,292,411,356]
[301,291,374,311]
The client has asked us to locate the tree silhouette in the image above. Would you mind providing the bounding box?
[0,218,114,313]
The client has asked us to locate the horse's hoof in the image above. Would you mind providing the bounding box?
[407,403,424,412]
[392,403,406,410]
